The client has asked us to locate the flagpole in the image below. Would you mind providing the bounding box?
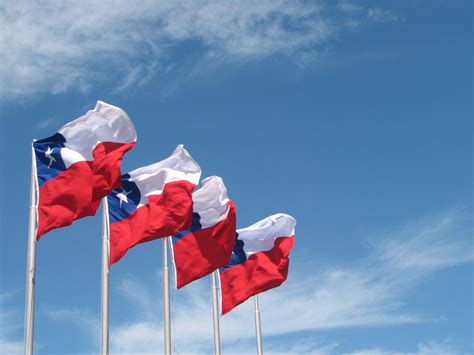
[254,295,263,355]
[163,237,172,355]
[24,144,38,355]
[211,271,222,355]
[101,197,110,355]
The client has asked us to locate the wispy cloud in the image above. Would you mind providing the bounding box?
[370,209,473,275]
[0,1,400,99]
[0,339,22,355]
[46,307,101,341]
[36,117,58,129]
[42,306,101,354]
[0,293,23,355]
[347,339,462,355]
[115,271,162,322]
[230,338,463,355]
[367,8,401,23]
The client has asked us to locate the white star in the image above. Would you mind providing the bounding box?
[116,188,132,207]
[45,146,57,168]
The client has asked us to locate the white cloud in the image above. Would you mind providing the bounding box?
[348,339,461,355]
[367,8,400,23]
[371,209,473,275]
[415,339,460,355]
[37,117,58,129]
[212,337,339,355]
[0,0,399,99]
[0,339,23,355]
[45,307,100,340]
[337,1,363,14]
[0,293,23,355]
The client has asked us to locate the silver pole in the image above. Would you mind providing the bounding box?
[163,237,171,355]
[24,144,38,355]
[101,197,110,355]
[254,295,263,355]
[211,271,222,355]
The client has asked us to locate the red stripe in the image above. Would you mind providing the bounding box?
[36,141,134,239]
[36,161,94,239]
[219,236,294,315]
[109,180,196,265]
[173,202,236,288]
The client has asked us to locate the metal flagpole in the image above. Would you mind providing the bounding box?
[211,271,222,355]
[163,237,172,355]
[254,295,263,355]
[24,144,38,355]
[101,197,110,355]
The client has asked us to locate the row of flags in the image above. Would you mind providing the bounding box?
[32,101,296,315]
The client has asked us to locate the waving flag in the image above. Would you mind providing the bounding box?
[170,176,236,288]
[108,145,201,265]
[219,213,296,315]
[33,101,136,239]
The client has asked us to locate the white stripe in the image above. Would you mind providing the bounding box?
[59,101,137,161]
[237,214,296,257]
[128,145,201,206]
[192,176,230,229]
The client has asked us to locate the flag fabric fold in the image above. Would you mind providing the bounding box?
[108,145,201,265]
[170,176,236,289]
[33,101,137,239]
[219,213,296,315]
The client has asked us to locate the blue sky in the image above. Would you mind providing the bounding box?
[0,1,472,354]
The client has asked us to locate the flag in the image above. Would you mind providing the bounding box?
[33,101,137,239]
[170,176,236,288]
[108,145,201,265]
[219,213,296,315]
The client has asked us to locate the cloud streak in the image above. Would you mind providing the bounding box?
[347,339,461,355]
[0,293,23,355]
[0,0,399,99]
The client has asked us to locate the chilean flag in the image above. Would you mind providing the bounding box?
[219,213,296,315]
[33,101,137,239]
[170,176,236,289]
[107,145,201,265]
